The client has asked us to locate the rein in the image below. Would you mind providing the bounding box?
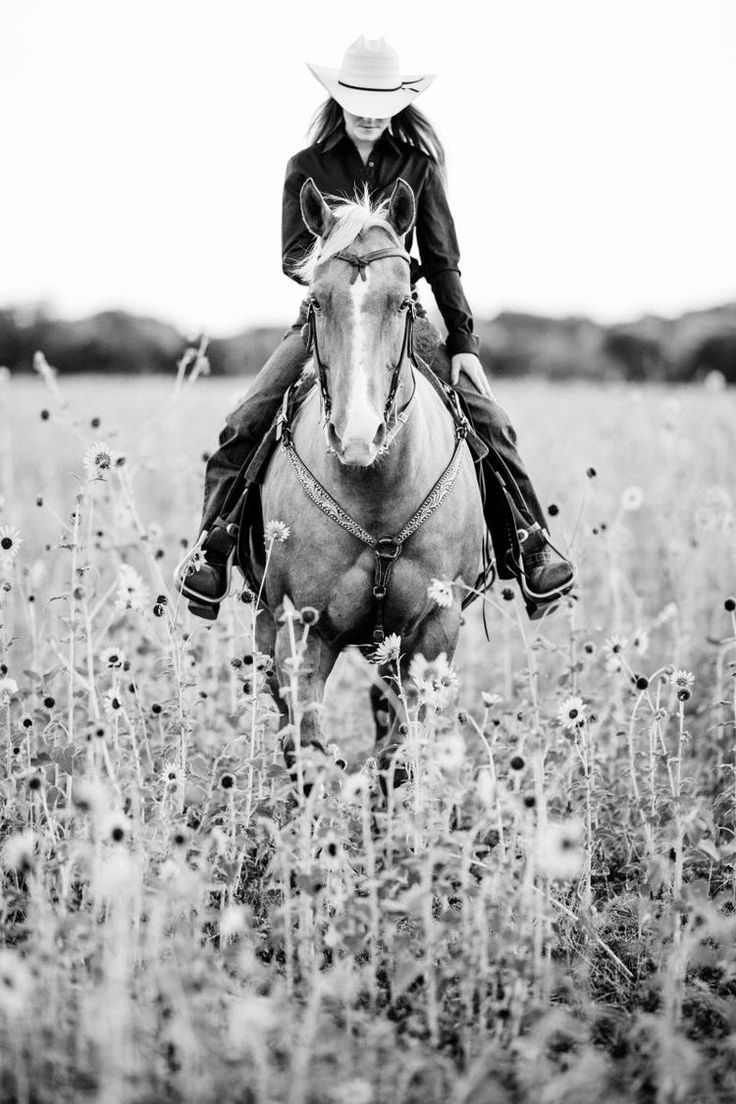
[303,245,417,426]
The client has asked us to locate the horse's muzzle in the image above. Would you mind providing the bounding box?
[327,422,387,466]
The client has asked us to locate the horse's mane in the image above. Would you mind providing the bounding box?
[292,191,401,286]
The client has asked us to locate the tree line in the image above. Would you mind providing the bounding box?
[1,303,735,382]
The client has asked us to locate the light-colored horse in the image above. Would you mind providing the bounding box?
[252,178,484,771]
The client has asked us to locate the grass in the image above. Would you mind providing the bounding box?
[1,356,736,1103]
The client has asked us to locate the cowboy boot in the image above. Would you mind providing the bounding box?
[174,523,237,620]
[518,524,575,619]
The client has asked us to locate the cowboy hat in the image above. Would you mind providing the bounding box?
[307,36,435,118]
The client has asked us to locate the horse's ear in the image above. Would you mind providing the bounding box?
[300,178,335,239]
[386,178,415,238]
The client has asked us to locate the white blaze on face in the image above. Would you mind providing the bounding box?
[340,267,379,447]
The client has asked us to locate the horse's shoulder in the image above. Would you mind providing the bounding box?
[265,379,321,469]
[414,372,457,430]
[291,374,319,424]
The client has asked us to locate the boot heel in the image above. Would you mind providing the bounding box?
[187,599,220,621]
[525,597,560,621]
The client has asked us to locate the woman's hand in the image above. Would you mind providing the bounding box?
[450,353,495,400]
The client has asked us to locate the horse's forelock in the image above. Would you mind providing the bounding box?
[293,194,400,286]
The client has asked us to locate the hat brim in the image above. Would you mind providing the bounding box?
[307,63,435,118]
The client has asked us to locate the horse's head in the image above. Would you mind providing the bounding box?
[298,177,416,467]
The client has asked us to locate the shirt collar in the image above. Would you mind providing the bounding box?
[381,129,401,154]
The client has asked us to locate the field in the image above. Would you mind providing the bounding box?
[1,359,736,1104]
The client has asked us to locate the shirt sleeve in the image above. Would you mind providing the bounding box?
[282,155,313,286]
[415,162,479,357]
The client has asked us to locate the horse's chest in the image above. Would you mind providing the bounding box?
[327,559,379,622]
[323,552,426,639]
[268,525,425,638]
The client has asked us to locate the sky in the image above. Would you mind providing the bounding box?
[2,0,735,335]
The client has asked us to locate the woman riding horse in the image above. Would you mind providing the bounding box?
[177,36,574,619]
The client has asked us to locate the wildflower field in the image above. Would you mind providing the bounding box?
[1,357,736,1104]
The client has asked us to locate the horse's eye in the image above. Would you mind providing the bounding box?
[310,297,322,313]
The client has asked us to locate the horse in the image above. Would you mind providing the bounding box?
[249,177,484,777]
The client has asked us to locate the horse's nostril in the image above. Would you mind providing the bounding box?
[326,424,342,452]
[372,425,386,448]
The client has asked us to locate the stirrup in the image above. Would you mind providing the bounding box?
[520,588,571,621]
[511,527,576,618]
[519,572,574,620]
[173,530,234,609]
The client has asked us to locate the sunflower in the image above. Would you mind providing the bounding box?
[0,676,18,704]
[264,519,290,544]
[621,485,644,512]
[83,441,113,480]
[100,646,126,669]
[371,633,401,665]
[669,669,694,690]
[0,525,22,566]
[535,819,585,881]
[427,578,454,609]
[603,634,628,658]
[115,564,150,613]
[408,652,460,710]
[557,694,586,731]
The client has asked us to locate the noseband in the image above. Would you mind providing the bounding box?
[303,246,417,425]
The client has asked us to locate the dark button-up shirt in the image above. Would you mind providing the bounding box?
[282,128,479,357]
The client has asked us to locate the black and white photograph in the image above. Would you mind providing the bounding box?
[1,2,735,1101]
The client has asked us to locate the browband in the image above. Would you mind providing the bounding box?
[333,247,411,284]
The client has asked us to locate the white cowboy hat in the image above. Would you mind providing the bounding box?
[307,36,435,118]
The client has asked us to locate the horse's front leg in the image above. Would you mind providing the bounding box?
[374,606,462,788]
[370,674,411,794]
[252,602,289,727]
[274,624,338,783]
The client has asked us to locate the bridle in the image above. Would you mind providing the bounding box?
[302,245,418,427]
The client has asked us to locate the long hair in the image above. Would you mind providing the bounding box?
[307,98,447,177]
